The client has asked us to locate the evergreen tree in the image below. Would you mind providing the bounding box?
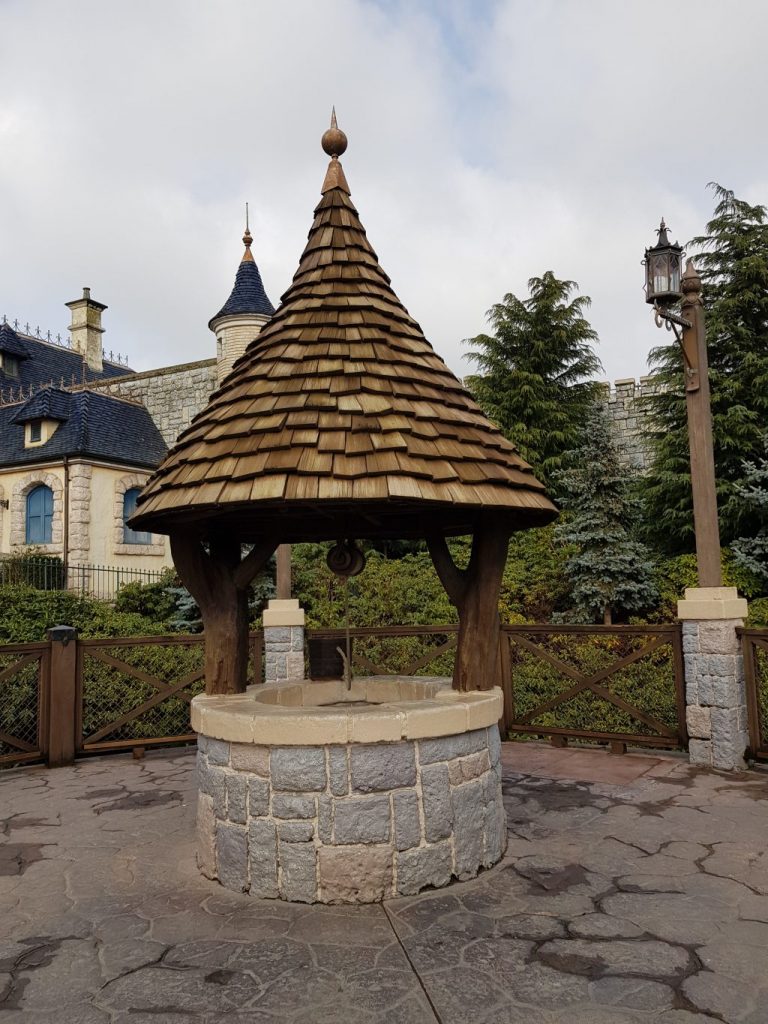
[643,184,768,551]
[731,435,768,586]
[465,272,602,485]
[555,407,658,624]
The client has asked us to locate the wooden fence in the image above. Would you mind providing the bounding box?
[308,622,688,752]
[1,622,690,769]
[739,628,768,762]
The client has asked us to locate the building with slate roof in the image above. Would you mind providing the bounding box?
[0,246,274,578]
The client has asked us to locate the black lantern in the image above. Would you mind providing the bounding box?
[643,218,683,306]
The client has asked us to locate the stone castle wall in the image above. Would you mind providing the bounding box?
[92,358,661,468]
[89,358,217,447]
[601,375,664,470]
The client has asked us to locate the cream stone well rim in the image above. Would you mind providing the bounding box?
[191,678,503,746]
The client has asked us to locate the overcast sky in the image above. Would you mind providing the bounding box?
[1,0,766,385]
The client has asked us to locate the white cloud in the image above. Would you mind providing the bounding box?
[0,0,766,386]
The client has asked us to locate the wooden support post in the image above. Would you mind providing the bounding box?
[428,513,510,692]
[276,544,292,600]
[171,533,276,695]
[47,625,78,768]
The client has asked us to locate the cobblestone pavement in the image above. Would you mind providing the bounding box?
[1,746,767,1023]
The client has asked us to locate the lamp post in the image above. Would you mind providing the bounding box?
[643,220,722,588]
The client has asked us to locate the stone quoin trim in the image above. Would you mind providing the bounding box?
[10,470,64,553]
[113,473,165,557]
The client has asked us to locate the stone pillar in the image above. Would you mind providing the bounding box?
[263,599,305,684]
[678,587,749,771]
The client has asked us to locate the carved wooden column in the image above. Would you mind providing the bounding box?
[428,513,510,692]
[171,532,276,695]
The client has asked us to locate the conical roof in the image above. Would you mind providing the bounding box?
[133,121,556,542]
[209,223,275,326]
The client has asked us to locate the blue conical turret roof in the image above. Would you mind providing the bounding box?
[209,225,274,327]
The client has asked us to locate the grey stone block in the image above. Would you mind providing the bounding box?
[329,747,348,795]
[482,767,500,807]
[421,763,452,842]
[285,653,306,680]
[686,705,711,739]
[196,792,216,879]
[249,819,278,898]
[271,747,326,792]
[688,738,713,767]
[701,654,741,678]
[291,629,305,652]
[272,794,316,819]
[333,795,391,844]
[488,725,501,768]
[682,623,699,655]
[280,841,317,902]
[418,728,487,764]
[698,671,741,709]
[248,777,270,817]
[206,738,230,766]
[230,743,270,776]
[226,773,247,824]
[396,841,453,896]
[196,734,209,754]
[711,707,748,770]
[216,822,249,892]
[318,795,333,843]
[279,821,314,843]
[452,778,486,879]
[350,742,416,792]
[393,790,421,851]
[198,759,227,818]
[483,795,506,866]
[266,627,291,644]
[698,620,741,655]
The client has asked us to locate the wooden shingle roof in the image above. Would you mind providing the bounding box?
[133,124,557,542]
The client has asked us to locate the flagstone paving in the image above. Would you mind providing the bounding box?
[1,744,767,1023]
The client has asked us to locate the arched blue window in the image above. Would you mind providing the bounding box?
[123,488,152,544]
[26,485,53,544]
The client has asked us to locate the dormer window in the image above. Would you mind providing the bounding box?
[24,419,58,447]
[1,353,19,377]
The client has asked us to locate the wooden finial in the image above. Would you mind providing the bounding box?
[242,202,254,262]
[322,107,348,158]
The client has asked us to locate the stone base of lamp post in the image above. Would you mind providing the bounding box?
[678,587,749,771]
[263,599,305,684]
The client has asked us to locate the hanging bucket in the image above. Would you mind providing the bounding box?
[308,637,352,680]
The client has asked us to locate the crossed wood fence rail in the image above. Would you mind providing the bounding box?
[500,624,687,750]
[1,622,690,770]
[308,623,688,750]
[738,628,768,762]
[0,641,50,767]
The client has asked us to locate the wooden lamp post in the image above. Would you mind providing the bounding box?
[643,220,722,587]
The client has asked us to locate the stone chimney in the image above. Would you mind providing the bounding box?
[66,287,106,373]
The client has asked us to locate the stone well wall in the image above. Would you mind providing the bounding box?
[196,726,506,903]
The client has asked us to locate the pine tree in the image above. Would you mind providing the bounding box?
[732,435,768,586]
[465,272,602,486]
[643,184,768,551]
[555,407,658,624]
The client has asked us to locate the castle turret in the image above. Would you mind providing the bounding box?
[210,220,274,384]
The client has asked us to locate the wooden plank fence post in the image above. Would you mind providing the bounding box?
[47,625,78,768]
